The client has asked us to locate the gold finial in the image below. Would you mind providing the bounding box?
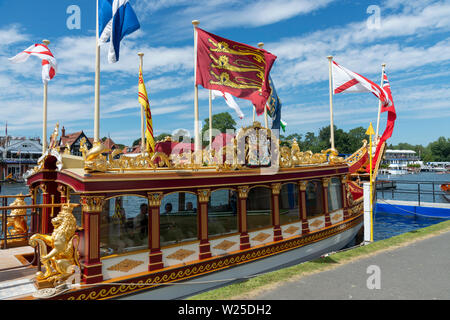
[138,52,144,57]
[42,39,50,46]
[192,20,200,27]
[327,55,333,60]
[258,42,264,49]
[382,63,386,68]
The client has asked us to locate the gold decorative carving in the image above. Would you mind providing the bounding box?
[7,194,28,238]
[213,240,237,251]
[107,259,144,272]
[322,178,330,188]
[251,232,270,242]
[271,183,281,195]
[344,139,368,166]
[237,185,249,199]
[81,196,105,213]
[284,226,300,235]
[309,219,323,228]
[147,192,163,207]
[62,122,352,174]
[29,203,80,287]
[298,181,307,191]
[166,249,196,261]
[331,213,343,221]
[82,139,109,173]
[197,189,211,203]
[48,122,59,150]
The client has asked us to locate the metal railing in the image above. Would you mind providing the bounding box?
[0,195,69,249]
[376,180,449,206]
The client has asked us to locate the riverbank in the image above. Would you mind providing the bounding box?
[188,219,450,300]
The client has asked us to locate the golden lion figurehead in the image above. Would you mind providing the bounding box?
[30,202,80,285]
[51,203,78,238]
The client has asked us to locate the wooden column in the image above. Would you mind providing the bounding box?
[39,183,52,234]
[80,195,104,284]
[147,192,164,271]
[341,175,349,220]
[298,181,309,234]
[322,178,331,227]
[237,186,250,250]
[197,189,211,260]
[271,183,282,241]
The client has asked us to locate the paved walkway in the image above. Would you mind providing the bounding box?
[251,231,450,300]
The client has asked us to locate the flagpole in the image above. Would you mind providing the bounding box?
[257,42,269,129]
[138,52,145,153]
[42,39,50,153]
[192,20,201,163]
[327,55,335,150]
[209,89,212,148]
[94,0,101,143]
[375,63,386,142]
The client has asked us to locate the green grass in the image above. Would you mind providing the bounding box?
[188,219,450,300]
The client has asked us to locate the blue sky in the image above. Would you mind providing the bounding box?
[1,0,449,148]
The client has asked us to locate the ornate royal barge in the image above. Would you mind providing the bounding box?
[4,122,371,300]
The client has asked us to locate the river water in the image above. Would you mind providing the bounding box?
[374,172,450,241]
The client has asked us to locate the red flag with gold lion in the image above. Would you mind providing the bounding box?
[195,28,277,116]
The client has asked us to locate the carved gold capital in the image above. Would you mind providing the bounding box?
[340,175,348,184]
[237,185,249,199]
[197,189,211,203]
[322,177,330,188]
[147,192,163,207]
[298,180,308,191]
[271,183,281,195]
[81,196,105,213]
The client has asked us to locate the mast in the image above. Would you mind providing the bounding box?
[209,89,212,149]
[192,20,201,163]
[42,39,50,153]
[327,55,335,150]
[94,0,101,143]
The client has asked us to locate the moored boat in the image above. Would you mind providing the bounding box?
[11,121,367,300]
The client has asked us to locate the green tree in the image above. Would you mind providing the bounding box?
[428,137,450,161]
[201,112,236,146]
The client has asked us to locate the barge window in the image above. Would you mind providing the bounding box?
[327,177,343,212]
[305,180,324,217]
[279,183,300,225]
[208,189,238,237]
[100,196,149,257]
[70,193,83,227]
[160,192,197,248]
[247,187,272,231]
